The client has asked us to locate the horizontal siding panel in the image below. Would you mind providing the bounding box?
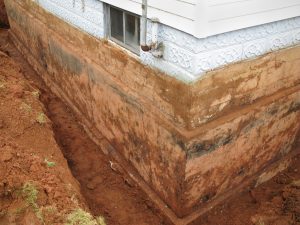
[102,0,300,38]
[102,0,195,34]
[101,0,142,14]
[178,0,196,4]
[208,0,300,21]
[207,0,250,7]
[206,5,300,36]
[148,0,196,20]
[102,0,195,20]
[148,7,195,34]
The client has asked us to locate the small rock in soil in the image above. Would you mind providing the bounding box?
[109,161,123,174]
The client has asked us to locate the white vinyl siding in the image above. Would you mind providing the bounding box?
[101,0,196,35]
[196,0,300,37]
[101,0,300,38]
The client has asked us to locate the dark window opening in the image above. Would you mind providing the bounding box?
[108,6,140,54]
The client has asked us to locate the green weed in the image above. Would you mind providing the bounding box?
[65,208,106,225]
[44,158,56,168]
[22,182,39,212]
[21,182,44,222]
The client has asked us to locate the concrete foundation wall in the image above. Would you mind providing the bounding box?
[5,0,300,223]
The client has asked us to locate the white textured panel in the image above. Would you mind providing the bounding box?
[38,0,105,38]
[142,16,300,82]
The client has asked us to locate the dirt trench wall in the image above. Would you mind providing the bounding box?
[0,0,8,27]
[5,0,300,222]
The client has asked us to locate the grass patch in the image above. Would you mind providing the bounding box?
[22,182,39,212]
[36,113,47,124]
[65,209,106,225]
[44,158,56,168]
[21,182,44,222]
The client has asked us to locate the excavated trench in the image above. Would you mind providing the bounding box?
[1,20,300,224]
[0,29,167,225]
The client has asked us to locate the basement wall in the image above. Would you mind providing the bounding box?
[5,0,300,224]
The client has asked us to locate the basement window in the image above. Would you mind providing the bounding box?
[107,6,140,54]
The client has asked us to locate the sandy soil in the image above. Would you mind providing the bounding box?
[0,28,299,225]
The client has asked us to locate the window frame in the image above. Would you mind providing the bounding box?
[106,5,141,55]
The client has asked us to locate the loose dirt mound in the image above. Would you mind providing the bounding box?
[0,49,103,224]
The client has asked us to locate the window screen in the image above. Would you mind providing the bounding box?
[110,7,123,42]
[108,6,140,54]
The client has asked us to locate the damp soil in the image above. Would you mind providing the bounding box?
[0,28,300,225]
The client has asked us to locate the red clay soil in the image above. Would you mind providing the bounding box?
[0,31,91,224]
[0,28,299,225]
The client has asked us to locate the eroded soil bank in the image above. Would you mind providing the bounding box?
[0,30,96,224]
[0,28,299,225]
